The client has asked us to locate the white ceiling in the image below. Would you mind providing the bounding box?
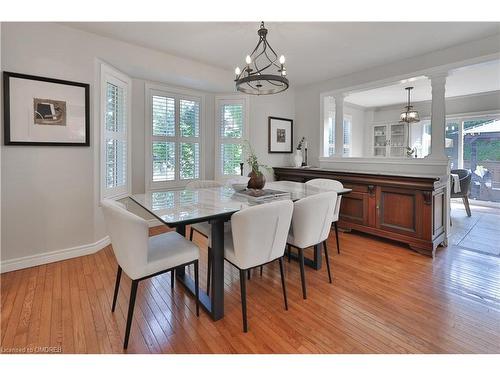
[345,59,500,108]
[65,22,500,86]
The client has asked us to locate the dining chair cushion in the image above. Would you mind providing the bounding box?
[146,231,200,276]
[224,199,293,270]
[287,191,337,249]
[305,179,343,222]
[102,199,199,280]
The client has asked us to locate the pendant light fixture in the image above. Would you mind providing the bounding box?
[234,22,289,95]
[399,87,420,123]
[399,86,420,157]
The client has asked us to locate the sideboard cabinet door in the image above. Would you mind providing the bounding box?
[375,186,422,238]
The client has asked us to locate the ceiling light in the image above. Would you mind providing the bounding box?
[234,22,289,95]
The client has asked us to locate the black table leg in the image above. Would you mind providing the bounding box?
[209,218,225,320]
[174,221,225,321]
[312,243,322,270]
[175,224,186,278]
[287,244,322,270]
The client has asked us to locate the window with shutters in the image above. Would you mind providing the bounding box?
[215,96,249,178]
[146,84,204,189]
[324,112,352,157]
[100,63,131,200]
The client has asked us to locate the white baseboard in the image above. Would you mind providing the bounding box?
[1,236,110,274]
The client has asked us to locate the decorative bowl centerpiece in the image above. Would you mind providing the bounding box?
[244,140,271,190]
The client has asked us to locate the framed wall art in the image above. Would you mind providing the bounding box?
[268,116,293,153]
[3,71,90,146]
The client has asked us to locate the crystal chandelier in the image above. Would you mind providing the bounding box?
[399,87,420,123]
[234,22,289,95]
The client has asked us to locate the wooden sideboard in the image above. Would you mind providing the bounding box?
[273,167,447,257]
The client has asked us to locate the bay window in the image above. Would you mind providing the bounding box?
[146,84,203,189]
[215,96,249,178]
[100,63,131,199]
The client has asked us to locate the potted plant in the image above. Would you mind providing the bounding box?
[243,140,271,190]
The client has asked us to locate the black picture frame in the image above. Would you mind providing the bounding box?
[3,71,90,146]
[268,116,293,153]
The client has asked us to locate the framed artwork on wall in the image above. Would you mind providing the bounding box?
[268,116,293,153]
[3,71,90,146]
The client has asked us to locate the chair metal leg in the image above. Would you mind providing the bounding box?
[323,241,333,283]
[194,260,200,317]
[207,247,212,295]
[239,269,248,332]
[112,266,122,312]
[463,196,472,217]
[298,248,307,299]
[189,227,194,241]
[260,266,263,276]
[278,257,288,310]
[248,269,251,280]
[287,244,292,263]
[334,222,340,254]
[123,279,139,350]
[171,270,174,288]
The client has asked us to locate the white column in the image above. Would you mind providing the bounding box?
[427,73,448,159]
[334,94,345,157]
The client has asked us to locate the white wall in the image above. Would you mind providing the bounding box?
[248,90,295,180]
[1,22,296,270]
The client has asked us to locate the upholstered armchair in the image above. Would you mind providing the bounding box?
[451,169,472,217]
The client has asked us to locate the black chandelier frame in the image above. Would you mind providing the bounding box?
[234,22,289,95]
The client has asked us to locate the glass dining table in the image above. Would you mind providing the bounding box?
[130,180,351,321]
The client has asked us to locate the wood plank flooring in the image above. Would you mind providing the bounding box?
[1,223,499,354]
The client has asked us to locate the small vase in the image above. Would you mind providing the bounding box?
[293,149,303,167]
[247,171,266,190]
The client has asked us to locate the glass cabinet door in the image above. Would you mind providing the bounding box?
[389,123,406,157]
[373,125,387,157]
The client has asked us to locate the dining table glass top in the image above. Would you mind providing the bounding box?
[130,180,350,226]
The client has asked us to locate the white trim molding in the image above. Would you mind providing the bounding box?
[1,236,111,273]
[318,156,450,179]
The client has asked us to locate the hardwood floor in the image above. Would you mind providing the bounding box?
[1,224,499,354]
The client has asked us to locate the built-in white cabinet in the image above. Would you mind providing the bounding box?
[372,123,408,157]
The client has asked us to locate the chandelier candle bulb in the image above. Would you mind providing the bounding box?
[279,55,286,64]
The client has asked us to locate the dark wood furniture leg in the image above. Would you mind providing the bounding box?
[298,248,307,299]
[334,222,340,254]
[123,279,139,349]
[112,266,122,312]
[239,269,248,332]
[463,196,472,217]
[323,240,333,283]
[278,257,288,310]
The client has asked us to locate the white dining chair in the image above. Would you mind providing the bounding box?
[101,199,200,349]
[185,180,226,294]
[305,178,344,254]
[224,199,293,332]
[287,191,337,299]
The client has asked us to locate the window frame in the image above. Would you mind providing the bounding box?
[214,95,250,180]
[145,83,205,191]
[100,63,132,200]
[323,111,353,158]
